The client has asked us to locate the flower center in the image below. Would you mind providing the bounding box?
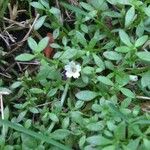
[71,66,77,73]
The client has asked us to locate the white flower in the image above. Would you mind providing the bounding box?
[129,75,138,82]
[64,61,81,78]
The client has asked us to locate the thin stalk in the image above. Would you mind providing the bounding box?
[60,80,70,106]
[0,94,5,138]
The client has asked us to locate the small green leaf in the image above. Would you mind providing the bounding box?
[60,48,77,60]
[93,53,105,69]
[75,100,84,109]
[51,129,71,140]
[119,30,132,46]
[136,52,150,62]
[39,0,49,9]
[37,37,49,52]
[76,31,87,47]
[30,88,43,94]
[53,28,59,39]
[120,88,135,98]
[28,37,38,51]
[49,113,59,122]
[86,135,112,146]
[114,121,126,140]
[80,2,94,11]
[103,51,122,61]
[62,117,70,129]
[143,138,150,149]
[115,46,131,53]
[135,35,148,47]
[141,71,150,88]
[29,107,39,114]
[15,53,35,61]
[97,76,114,86]
[30,2,45,10]
[10,81,22,89]
[50,43,61,48]
[125,6,135,27]
[79,135,86,148]
[75,90,97,101]
[86,122,103,131]
[81,24,88,33]
[144,6,150,17]
[82,66,94,75]
[34,15,47,30]
[102,145,116,150]
[49,7,60,15]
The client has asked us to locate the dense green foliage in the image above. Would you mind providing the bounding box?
[0,0,150,149]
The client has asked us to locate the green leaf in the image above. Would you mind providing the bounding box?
[115,46,131,53]
[50,43,61,48]
[81,24,88,33]
[76,31,87,47]
[125,6,135,27]
[103,51,122,61]
[144,6,150,17]
[79,135,86,148]
[29,107,39,114]
[135,35,148,47]
[17,111,27,122]
[60,2,87,16]
[60,48,77,60]
[15,53,35,61]
[143,138,150,149]
[102,145,116,150]
[53,28,59,39]
[75,90,97,101]
[75,100,84,109]
[49,7,60,15]
[80,2,94,11]
[124,139,140,150]
[37,37,49,52]
[51,129,71,140]
[49,113,59,122]
[0,120,71,150]
[136,21,144,37]
[93,53,105,69]
[86,122,103,131]
[30,88,43,94]
[120,88,135,98]
[27,37,38,51]
[119,30,132,46]
[0,87,11,95]
[136,52,150,62]
[21,133,38,149]
[30,2,45,10]
[62,117,70,129]
[34,15,47,30]
[82,66,94,75]
[97,76,114,86]
[86,135,112,146]
[141,71,150,88]
[39,0,49,9]
[114,121,126,140]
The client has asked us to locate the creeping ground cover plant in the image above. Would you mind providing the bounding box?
[0,0,150,149]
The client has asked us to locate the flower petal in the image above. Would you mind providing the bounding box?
[72,72,80,78]
[66,71,73,78]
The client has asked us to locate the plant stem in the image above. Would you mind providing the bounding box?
[136,96,150,100]
[0,94,5,138]
[60,80,70,107]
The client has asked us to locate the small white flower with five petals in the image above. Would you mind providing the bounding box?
[64,61,81,79]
